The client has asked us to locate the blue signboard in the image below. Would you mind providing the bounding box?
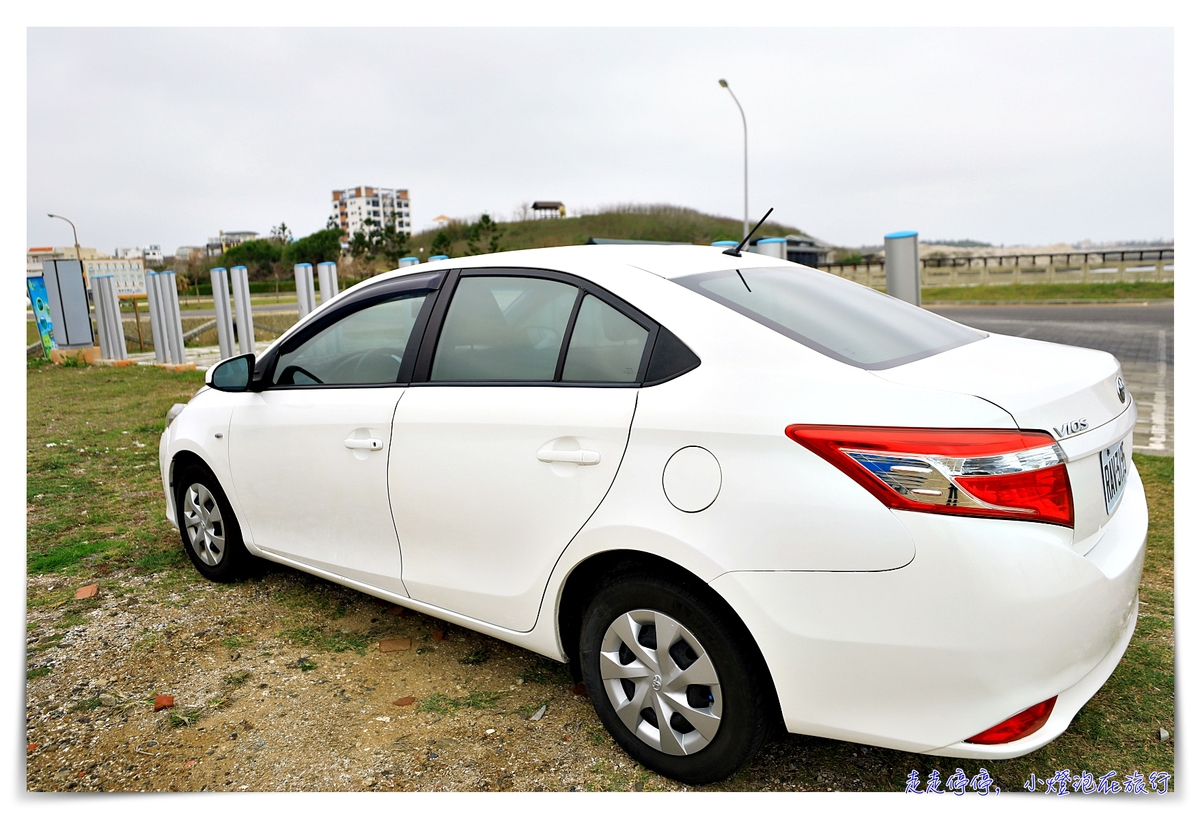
[27,275,57,357]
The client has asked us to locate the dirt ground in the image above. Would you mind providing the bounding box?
[25,552,924,793]
[25,565,640,792]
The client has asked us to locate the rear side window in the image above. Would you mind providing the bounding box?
[431,276,578,381]
[561,295,649,383]
[678,266,983,369]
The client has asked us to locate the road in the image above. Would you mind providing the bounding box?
[929,303,1174,455]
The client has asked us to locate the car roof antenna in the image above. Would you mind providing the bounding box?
[723,207,774,257]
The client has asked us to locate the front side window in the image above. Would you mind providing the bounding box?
[273,293,428,386]
[678,266,984,369]
[431,276,578,382]
[561,295,649,383]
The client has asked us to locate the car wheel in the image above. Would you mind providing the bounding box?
[579,573,772,784]
[175,463,251,582]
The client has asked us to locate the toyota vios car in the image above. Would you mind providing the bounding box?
[159,245,1145,784]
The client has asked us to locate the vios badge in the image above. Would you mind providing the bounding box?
[1117,376,1127,404]
[1054,418,1089,439]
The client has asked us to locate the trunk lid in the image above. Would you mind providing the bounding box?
[875,332,1135,549]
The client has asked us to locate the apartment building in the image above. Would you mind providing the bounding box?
[332,186,411,242]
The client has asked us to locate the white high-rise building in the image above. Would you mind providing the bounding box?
[332,186,411,242]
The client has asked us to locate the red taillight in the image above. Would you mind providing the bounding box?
[965,697,1057,744]
[785,425,1074,527]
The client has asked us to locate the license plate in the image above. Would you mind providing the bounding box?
[1100,440,1128,516]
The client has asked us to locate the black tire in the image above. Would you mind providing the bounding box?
[579,572,772,785]
[174,463,252,583]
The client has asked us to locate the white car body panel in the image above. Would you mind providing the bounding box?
[877,332,1127,438]
[226,387,409,596]
[158,244,1149,761]
[710,463,1146,754]
[390,385,637,631]
[160,388,235,534]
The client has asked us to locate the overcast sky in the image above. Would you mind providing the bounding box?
[27,27,1172,253]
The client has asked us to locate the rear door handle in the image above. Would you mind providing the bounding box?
[537,448,601,465]
[345,438,384,451]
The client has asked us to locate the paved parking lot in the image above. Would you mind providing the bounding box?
[929,303,1174,455]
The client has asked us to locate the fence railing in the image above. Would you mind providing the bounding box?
[817,248,1173,288]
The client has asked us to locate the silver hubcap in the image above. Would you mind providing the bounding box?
[600,609,722,755]
[182,482,225,567]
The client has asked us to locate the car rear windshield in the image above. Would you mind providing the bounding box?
[677,266,984,369]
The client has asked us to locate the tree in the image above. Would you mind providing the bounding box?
[269,222,293,245]
[282,228,344,268]
[174,249,212,298]
[465,213,503,256]
[219,239,282,281]
[429,231,451,258]
[373,214,410,266]
[349,219,373,260]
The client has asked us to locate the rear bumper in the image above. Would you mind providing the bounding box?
[709,464,1147,754]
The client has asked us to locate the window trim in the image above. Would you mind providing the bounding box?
[256,270,443,390]
[411,267,662,388]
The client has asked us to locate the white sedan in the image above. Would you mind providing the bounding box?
[159,245,1145,784]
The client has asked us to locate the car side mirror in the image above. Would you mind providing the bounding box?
[207,353,255,392]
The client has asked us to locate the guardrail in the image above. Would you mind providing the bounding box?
[817,248,1174,288]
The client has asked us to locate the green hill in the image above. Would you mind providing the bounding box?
[409,204,808,258]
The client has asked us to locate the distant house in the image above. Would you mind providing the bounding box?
[26,245,102,276]
[432,215,453,231]
[783,235,831,266]
[532,201,565,219]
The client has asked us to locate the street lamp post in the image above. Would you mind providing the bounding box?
[718,79,749,241]
[47,213,83,270]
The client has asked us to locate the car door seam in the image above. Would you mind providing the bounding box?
[528,391,641,637]
[385,389,411,599]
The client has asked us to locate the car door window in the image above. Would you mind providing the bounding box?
[431,276,578,382]
[561,295,650,383]
[273,293,428,386]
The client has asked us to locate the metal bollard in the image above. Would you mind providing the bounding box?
[752,237,787,259]
[317,261,338,304]
[210,267,235,360]
[92,275,112,360]
[108,276,129,360]
[93,275,128,360]
[884,231,921,306]
[160,271,187,363]
[145,272,167,364]
[294,263,316,319]
[230,265,255,355]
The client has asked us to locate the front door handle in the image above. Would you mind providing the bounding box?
[537,448,601,465]
[345,438,384,451]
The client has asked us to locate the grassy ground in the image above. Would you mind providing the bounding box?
[26,363,1173,791]
[921,281,1173,303]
